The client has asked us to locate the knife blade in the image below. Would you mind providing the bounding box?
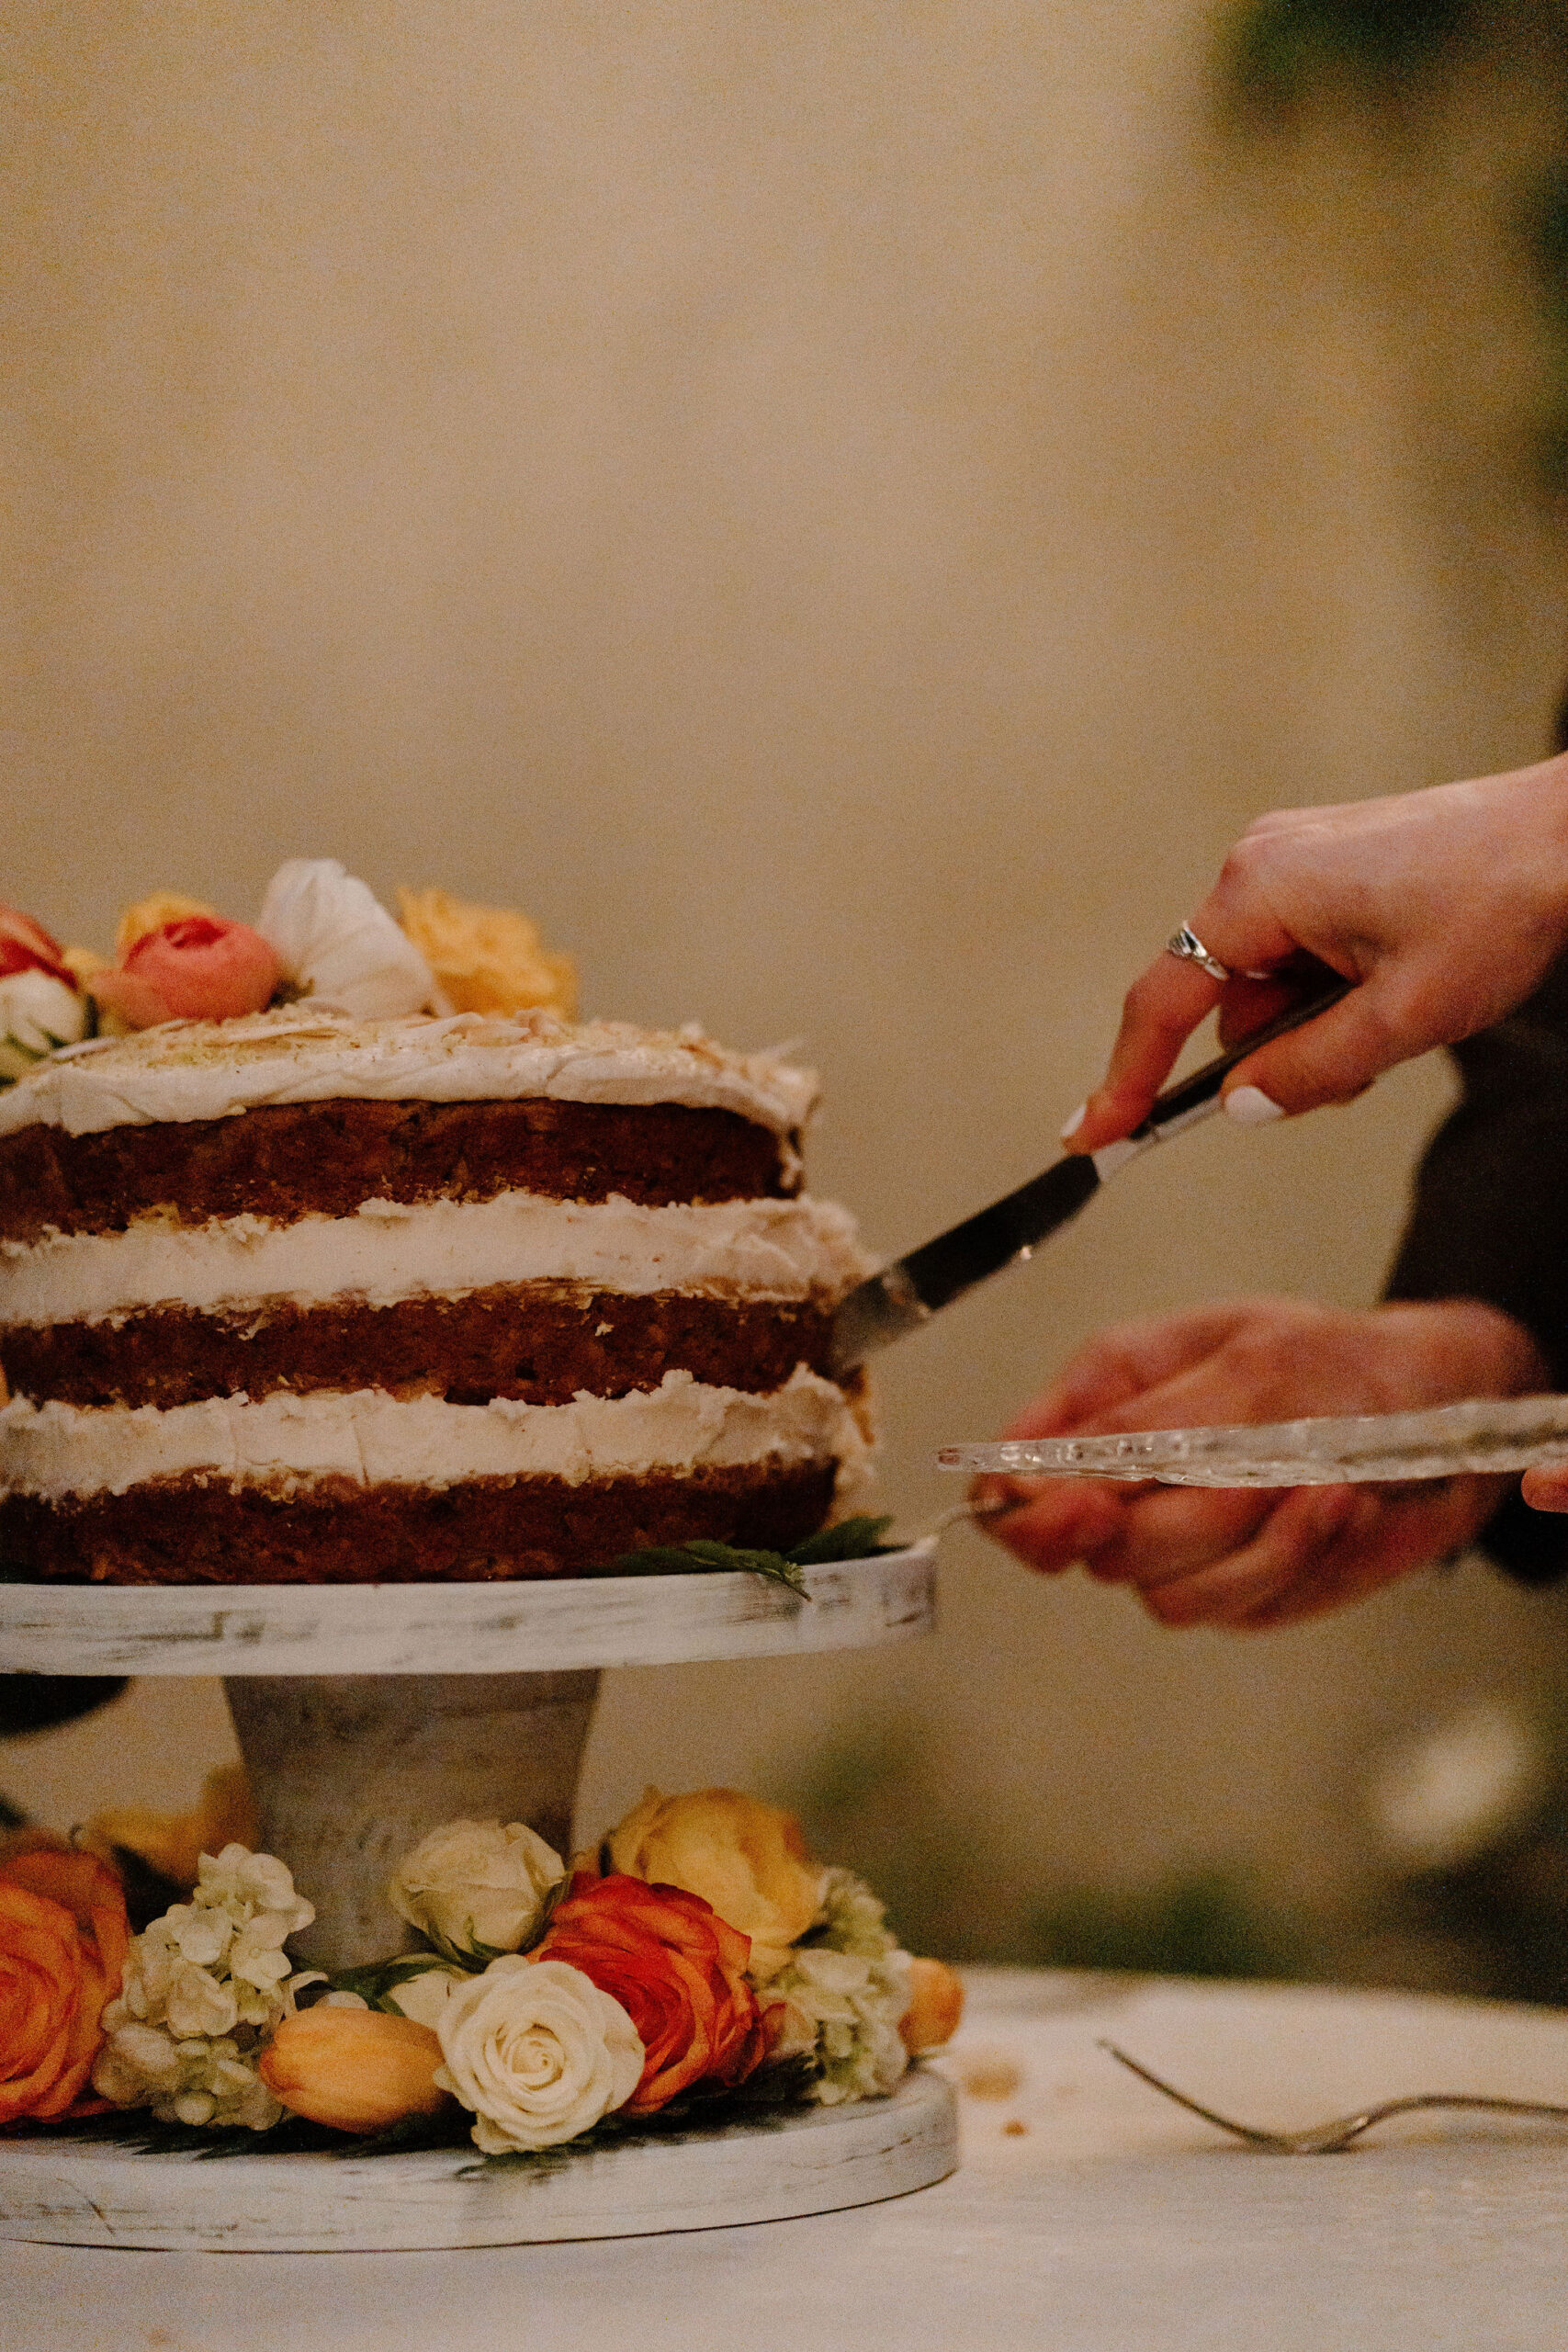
[828,975,1353,1374]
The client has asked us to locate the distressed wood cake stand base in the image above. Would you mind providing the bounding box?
[0,1544,954,2247]
[0,2065,955,2251]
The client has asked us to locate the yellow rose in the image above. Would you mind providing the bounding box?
[87,1765,257,1894]
[604,1788,826,1983]
[396,888,577,1020]
[115,891,218,957]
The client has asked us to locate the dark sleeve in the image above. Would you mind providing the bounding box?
[1385,953,1568,1584]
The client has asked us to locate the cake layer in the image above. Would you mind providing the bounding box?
[0,1095,795,1244]
[0,1194,866,1325]
[0,1010,818,1142]
[2,1288,837,1409]
[0,1459,838,1584]
[0,1368,868,1499]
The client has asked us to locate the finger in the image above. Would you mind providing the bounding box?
[1218,976,1423,1118]
[999,1304,1262,1442]
[978,1479,1131,1575]
[1135,1486,1361,1627]
[1522,1465,1568,1512]
[1064,956,1222,1150]
[1073,1485,1276,1588]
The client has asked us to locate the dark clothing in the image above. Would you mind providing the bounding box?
[1387,955,1568,1585]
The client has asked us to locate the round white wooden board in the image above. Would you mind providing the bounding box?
[0,1541,936,1676]
[0,2067,955,2251]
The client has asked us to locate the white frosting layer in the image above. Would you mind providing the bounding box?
[0,1193,868,1326]
[0,1009,818,1140]
[0,1368,868,1500]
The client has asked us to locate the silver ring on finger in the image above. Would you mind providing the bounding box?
[1166,925,1234,983]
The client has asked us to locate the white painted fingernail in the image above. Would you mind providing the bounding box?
[1060,1102,1087,1142]
[1224,1085,1285,1126]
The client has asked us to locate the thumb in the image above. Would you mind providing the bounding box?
[1219,981,1407,1118]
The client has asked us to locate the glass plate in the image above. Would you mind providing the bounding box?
[938,1393,1568,1487]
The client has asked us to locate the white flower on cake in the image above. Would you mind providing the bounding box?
[0,968,87,1082]
[434,1955,645,2153]
[388,1818,566,1962]
[92,1843,321,2131]
[768,1868,912,2104]
[256,858,435,1020]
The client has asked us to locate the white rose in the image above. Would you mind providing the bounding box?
[388,1818,565,1962]
[256,859,435,1019]
[434,1956,644,2154]
[0,968,86,1080]
[385,1965,465,2030]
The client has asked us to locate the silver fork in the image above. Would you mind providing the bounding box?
[1100,2040,1568,2154]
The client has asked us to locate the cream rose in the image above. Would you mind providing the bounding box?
[434,1956,644,2154]
[388,1819,565,1962]
[384,1965,465,2031]
[257,859,435,1019]
[0,968,88,1080]
[605,1788,826,1983]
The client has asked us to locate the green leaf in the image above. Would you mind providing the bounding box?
[598,1516,902,1594]
[602,1540,805,1595]
[328,1951,463,2009]
[786,1514,896,1565]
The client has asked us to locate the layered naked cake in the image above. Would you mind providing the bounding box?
[0,1011,871,1583]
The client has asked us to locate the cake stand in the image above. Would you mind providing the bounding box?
[0,1542,958,2250]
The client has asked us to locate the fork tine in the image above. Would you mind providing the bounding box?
[1097,2050,1568,2155]
[1097,2041,1285,2148]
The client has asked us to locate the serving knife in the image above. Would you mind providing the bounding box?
[828,976,1352,1374]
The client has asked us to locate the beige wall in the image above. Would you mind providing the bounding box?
[8,4,1568,1951]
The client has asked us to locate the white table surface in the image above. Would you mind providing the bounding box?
[15,1966,1568,2352]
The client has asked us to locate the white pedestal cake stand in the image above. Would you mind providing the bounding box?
[0,1542,958,2251]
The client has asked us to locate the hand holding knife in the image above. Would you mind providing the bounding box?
[828,977,1352,1375]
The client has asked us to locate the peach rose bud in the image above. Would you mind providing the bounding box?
[258,2006,449,2134]
[898,1957,964,2053]
[91,915,282,1029]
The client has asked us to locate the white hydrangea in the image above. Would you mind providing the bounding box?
[768,1868,912,2106]
[92,1843,321,2131]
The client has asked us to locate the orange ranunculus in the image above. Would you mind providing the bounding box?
[535,1872,773,2115]
[89,915,281,1029]
[0,1845,130,2124]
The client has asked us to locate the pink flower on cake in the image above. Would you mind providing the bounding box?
[90,916,282,1030]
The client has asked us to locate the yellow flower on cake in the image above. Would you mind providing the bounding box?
[604,1787,826,1983]
[114,891,218,956]
[397,887,577,1019]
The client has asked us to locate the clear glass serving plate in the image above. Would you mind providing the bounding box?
[938,1394,1568,1488]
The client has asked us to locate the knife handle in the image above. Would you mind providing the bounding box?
[1092,974,1354,1176]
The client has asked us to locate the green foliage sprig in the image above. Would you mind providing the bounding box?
[600,1514,898,1598]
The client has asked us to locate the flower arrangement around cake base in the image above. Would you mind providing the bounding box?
[0,1788,962,2164]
